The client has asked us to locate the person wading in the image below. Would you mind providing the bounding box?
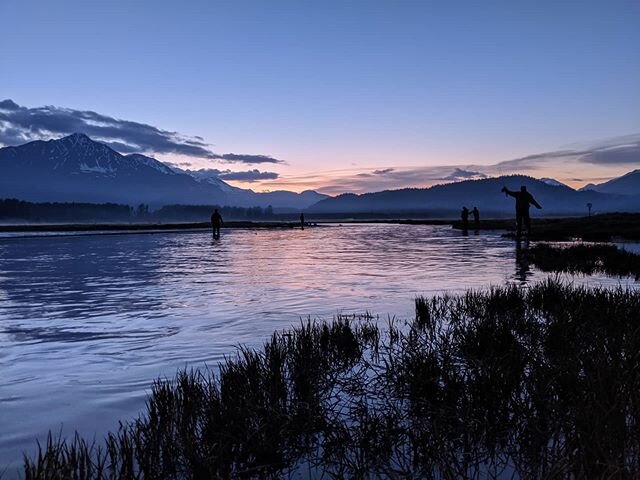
[501,185,542,237]
[211,208,223,239]
[461,207,470,232]
[471,207,480,229]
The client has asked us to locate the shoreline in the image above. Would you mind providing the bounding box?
[0,221,328,240]
[0,219,457,233]
[0,221,321,234]
[2,213,639,242]
[0,219,458,238]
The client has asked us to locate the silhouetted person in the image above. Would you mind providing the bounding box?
[211,209,223,239]
[501,185,542,237]
[471,207,480,229]
[461,206,469,231]
[300,213,305,230]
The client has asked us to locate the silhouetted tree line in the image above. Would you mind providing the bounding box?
[152,204,275,222]
[0,199,281,223]
[0,198,132,222]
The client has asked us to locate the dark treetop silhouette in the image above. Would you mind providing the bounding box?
[211,208,223,238]
[502,185,542,237]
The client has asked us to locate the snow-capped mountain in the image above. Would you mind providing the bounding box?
[0,133,327,208]
[540,177,568,188]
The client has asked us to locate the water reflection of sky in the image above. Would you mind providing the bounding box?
[0,224,637,468]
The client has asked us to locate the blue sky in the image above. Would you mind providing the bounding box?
[1,0,639,192]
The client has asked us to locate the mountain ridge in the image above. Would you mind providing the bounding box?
[307,174,639,215]
[1,133,638,215]
[578,169,640,195]
[0,134,327,209]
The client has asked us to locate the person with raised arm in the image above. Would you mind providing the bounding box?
[501,185,542,238]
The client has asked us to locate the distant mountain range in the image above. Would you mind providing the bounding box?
[579,169,640,196]
[0,133,327,209]
[1,133,639,216]
[308,175,640,216]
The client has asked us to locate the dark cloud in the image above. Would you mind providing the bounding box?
[580,144,640,165]
[356,168,396,178]
[0,99,283,164]
[493,150,581,170]
[102,140,141,154]
[187,168,279,183]
[167,161,194,168]
[216,153,284,164]
[219,169,279,182]
[493,135,640,170]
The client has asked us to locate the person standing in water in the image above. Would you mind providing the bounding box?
[471,207,480,229]
[460,207,469,231]
[300,212,305,230]
[501,185,542,237]
[211,208,223,239]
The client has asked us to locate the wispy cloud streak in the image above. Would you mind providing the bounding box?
[261,133,640,194]
[177,168,280,183]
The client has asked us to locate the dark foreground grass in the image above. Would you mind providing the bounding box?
[23,281,640,479]
[524,243,640,280]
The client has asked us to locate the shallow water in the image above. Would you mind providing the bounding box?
[0,224,636,469]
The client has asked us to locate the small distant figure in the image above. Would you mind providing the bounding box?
[211,208,223,239]
[460,206,470,231]
[300,212,305,230]
[471,207,480,229]
[501,185,542,238]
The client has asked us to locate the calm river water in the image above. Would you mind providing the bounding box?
[0,224,636,468]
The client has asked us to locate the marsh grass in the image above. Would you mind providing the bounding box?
[525,243,640,280]
[452,213,640,241]
[23,281,640,479]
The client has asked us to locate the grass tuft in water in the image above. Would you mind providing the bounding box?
[525,242,640,279]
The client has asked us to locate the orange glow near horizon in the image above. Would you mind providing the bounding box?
[161,136,640,196]
[222,164,632,195]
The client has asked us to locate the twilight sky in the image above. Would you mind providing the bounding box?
[1,0,639,193]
